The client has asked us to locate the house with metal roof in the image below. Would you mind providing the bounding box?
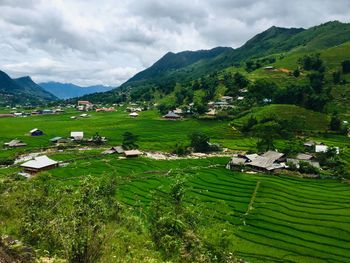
[163,111,181,119]
[4,139,27,147]
[20,155,58,173]
[124,150,143,157]
[29,128,44,136]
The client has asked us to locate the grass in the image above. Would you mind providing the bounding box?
[0,109,235,159]
[29,156,350,263]
[232,104,330,131]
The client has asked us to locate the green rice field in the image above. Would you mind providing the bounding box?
[35,156,350,263]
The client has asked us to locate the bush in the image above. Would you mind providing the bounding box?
[299,161,319,174]
[189,132,210,153]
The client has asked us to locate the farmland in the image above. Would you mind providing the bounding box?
[1,107,350,262]
[3,154,349,262]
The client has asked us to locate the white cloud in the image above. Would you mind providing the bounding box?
[0,0,349,86]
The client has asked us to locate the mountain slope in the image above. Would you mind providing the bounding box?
[14,77,58,101]
[40,82,113,99]
[78,21,350,104]
[0,71,58,105]
[127,47,233,83]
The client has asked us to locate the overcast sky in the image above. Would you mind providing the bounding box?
[0,0,349,86]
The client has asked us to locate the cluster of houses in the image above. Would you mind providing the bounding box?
[0,108,65,118]
[103,146,143,157]
[226,141,339,174]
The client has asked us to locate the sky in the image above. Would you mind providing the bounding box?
[0,0,349,86]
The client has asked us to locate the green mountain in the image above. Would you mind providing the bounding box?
[0,71,58,105]
[77,21,350,109]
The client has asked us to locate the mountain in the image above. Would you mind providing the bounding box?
[0,71,58,105]
[39,82,114,99]
[127,47,233,83]
[77,21,350,104]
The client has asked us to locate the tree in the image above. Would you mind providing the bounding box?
[293,69,300,78]
[341,60,350,74]
[122,132,138,149]
[92,132,103,145]
[330,115,341,131]
[241,116,258,132]
[21,176,119,263]
[189,132,210,153]
[332,71,341,84]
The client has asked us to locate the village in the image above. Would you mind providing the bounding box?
[2,99,344,179]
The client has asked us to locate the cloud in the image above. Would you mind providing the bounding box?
[0,0,349,86]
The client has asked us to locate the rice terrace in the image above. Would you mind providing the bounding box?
[1,2,350,263]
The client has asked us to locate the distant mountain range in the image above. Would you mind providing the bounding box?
[0,71,58,105]
[39,82,114,99]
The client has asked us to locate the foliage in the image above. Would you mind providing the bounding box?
[341,60,350,73]
[122,131,138,150]
[20,176,119,263]
[329,115,342,131]
[189,132,210,153]
[299,161,319,174]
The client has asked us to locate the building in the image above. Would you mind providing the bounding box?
[103,146,124,155]
[220,96,233,103]
[95,107,115,112]
[124,150,143,157]
[77,101,93,111]
[264,66,275,70]
[206,109,217,116]
[30,128,44,136]
[163,111,181,119]
[227,151,285,172]
[20,155,58,173]
[129,112,139,117]
[4,139,27,147]
[315,144,339,154]
[70,131,84,141]
[50,137,63,143]
[0,114,14,118]
[173,108,183,115]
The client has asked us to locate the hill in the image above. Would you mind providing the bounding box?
[39,82,114,99]
[0,71,58,106]
[78,21,350,107]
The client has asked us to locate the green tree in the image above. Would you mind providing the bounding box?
[341,60,350,73]
[293,69,300,77]
[332,71,341,84]
[189,132,210,153]
[330,115,341,131]
[122,132,138,150]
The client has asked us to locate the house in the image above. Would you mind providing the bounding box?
[227,151,285,172]
[95,107,115,112]
[77,101,93,111]
[225,157,247,169]
[42,109,53,114]
[315,144,339,154]
[163,111,181,119]
[173,108,183,115]
[50,137,63,143]
[304,141,315,147]
[286,158,320,169]
[220,96,233,103]
[103,146,124,155]
[30,128,44,136]
[214,101,229,108]
[4,139,27,147]
[296,153,313,160]
[0,114,14,118]
[20,155,58,173]
[70,131,84,141]
[80,113,89,118]
[264,66,275,70]
[206,109,217,116]
[129,112,139,117]
[237,96,245,101]
[124,150,143,157]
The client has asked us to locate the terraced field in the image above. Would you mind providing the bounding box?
[42,156,350,263]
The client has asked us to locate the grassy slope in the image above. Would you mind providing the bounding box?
[21,156,350,263]
[232,104,330,131]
